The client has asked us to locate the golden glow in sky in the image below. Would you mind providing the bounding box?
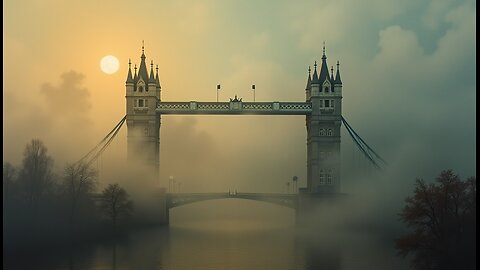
[100,55,120,74]
[3,0,476,189]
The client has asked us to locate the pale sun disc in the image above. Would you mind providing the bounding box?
[100,55,120,74]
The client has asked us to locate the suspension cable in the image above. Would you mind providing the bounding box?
[341,116,386,170]
[342,116,388,165]
[87,116,126,166]
[342,119,381,170]
[75,115,126,165]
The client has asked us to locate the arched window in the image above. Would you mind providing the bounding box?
[319,169,325,185]
[325,87,329,93]
[327,129,333,136]
[138,86,144,92]
[326,169,333,185]
[320,129,325,136]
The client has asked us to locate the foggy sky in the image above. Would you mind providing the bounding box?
[4,0,476,196]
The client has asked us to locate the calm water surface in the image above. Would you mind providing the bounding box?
[5,200,408,270]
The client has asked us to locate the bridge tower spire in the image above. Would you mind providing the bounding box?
[125,44,161,184]
[305,44,342,194]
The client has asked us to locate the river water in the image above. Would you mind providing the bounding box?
[5,200,409,270]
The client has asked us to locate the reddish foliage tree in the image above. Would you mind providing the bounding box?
[396,170,476,270]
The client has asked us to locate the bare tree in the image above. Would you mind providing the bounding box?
[3,162,17,208]
[99,183,133,229]
[62,162,98,227]
[18,139,54,211]
[396,170,476,270]
[3,162,17,236]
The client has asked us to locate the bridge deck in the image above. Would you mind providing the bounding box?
[166,192,298,209]
[156,101,312,115]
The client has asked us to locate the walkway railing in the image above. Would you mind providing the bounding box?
[157,101,312,115]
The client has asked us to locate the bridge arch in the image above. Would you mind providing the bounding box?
[167,193,297,210]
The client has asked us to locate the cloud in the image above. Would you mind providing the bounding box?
[352,2,475,180]
[3,70,95,168]
[422,0,459,30]
[40,71,91,116]
[3,0,475,200]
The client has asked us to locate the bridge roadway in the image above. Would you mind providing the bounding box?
[165,192,298,209]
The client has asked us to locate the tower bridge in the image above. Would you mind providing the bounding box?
[84,44,385,225]
[126,44,343,198]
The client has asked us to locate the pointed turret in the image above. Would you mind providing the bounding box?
[155,65,161,88]
[334,61,342,85]
[312,61,319,83]
[330,66,335,81]
[126,59,134,84]
[155,64,161,101]
[149,60,156,83]
[318,43,331,84]
[305,66,312,90]
[137,42,149,84]
[134,64,137,81]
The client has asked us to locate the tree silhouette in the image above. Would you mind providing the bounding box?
[62,162,98,230]
[3,162,17,208]
[396,170,476,270]
[99,183,133,230]
[18,139,54,211]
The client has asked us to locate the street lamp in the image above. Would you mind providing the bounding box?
[292,176,298,193]
[169,176,174,192]
[286,182,290,194]
[252,84,256,103]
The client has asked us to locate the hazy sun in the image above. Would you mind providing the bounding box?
[100,55,120,74]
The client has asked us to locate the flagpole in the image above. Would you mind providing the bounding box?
[252,84,255,103]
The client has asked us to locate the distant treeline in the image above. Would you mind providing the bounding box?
[3,139,133,251]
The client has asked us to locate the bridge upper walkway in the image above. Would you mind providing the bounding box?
[156,101,312,115]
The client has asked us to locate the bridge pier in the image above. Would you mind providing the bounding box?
[156,193,169,225]
[296,189,347,227]
[128,190,170,226]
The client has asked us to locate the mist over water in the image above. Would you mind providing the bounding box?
[4,199,409,270]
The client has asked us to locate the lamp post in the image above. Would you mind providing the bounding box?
[217,84,220,102]
[169,176,174,192]
[286,182,290,194]
[292,176,298,193]
[252,84,256,103]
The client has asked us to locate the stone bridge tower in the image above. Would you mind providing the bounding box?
[125,45,161,181]
[305,46,343,193]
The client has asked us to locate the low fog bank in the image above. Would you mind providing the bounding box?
[3,64,475,270]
